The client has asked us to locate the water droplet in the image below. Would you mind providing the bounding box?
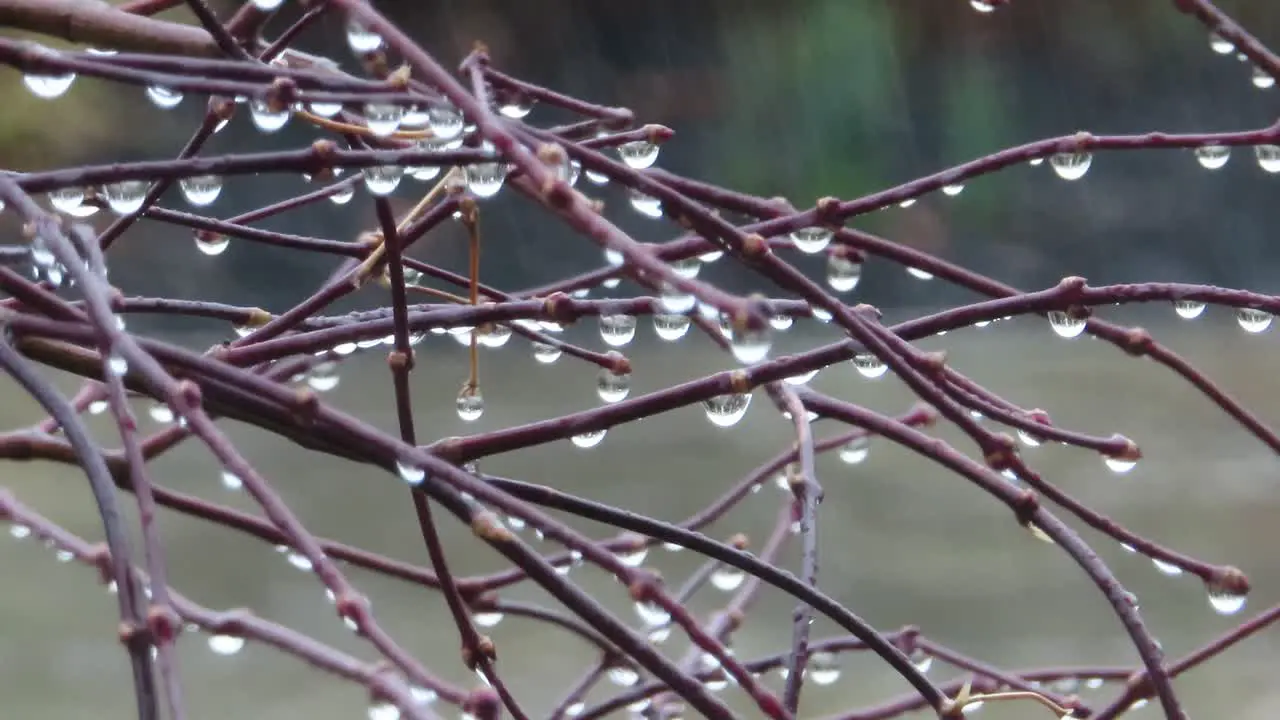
[426,103,463,140]
[618,140,660,169]
[1173,300,1206,319]
[699,248,724,263]
[584,168,609,185]
[710,565,744,591]
[853,353,888,379]
[103,180,149,215]
[47,186,84,215]
[88,399,108,415]
[286,551,313,571]
[1085,677,1105,690]
[367,701,399,720]
[329,186,355,205]
[23,50,76,99]
[1255,144,1280,172]
[1252,66,1276,89]
[1207,585,1246,615]
[670,256,701,279]
[790,227,833,254]
[703,393,751,428]
[208,634,245,655]
[1050,152,1092,180]
[910,648,932,673]
[305,361,340,392]
[456,387,484,422]
[970,0,997,11]
[653,314,691,341]
[1209,31,1234,54]
[346,20,384,53]
[599,314,637,347]
[629,190,663,218]
[770,315,794,331]
[827,254,862,292]
[1104,455,1137,475]
[1236,307,1272,333]
[1048,311,1086,338]
[1194,145,1230,170]
[658,285,696,314]
[307,100,343,118]
[465,153,507,199]
[396,460,426,485]
[596,369,631,403]
[473,611,503,628]
[906,267,934,280]
[361,165,403,196]
[249,100,290,132]
[218,470,242,491]
[570,429,606,448]
[807,651,841,685]
[148,402,174,424]
[362,102,404,137]
[477,324,512,349]
[784,368,819,385]
[179,175,222,207]
[616,546,648,568]
[106,352,129,377]
[941,184,964,196]
[565,701,585,717]
[839,435,870,464]
[528,342,561,364]
[1152,558,1183,576]
[146,85,182,109]
[608,666,640,687]
[9,524,31,540]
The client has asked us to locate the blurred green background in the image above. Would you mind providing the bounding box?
[1,1,1279,718]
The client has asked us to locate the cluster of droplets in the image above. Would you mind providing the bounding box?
[1206,31,1277,90]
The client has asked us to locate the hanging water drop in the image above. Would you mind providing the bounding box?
[346,20,384,53]
[363,103,404,137]
[465,160,507,199]
[853,353,888,379]
[784,368,819,385]
[728,324,772,365]
[770,314,794,331]
[367,702,399,720]
[709,565,745,592]
[703,393,751,428]
[1152,558,1183,576]
[1209,31,1234,55]
[363,166,404,196]
[146,86,183,109]
[329,186,355,205]
[396,460,426,486]
[1254,144,1280,172]
[148,402,174,424]
[659,285,696,314]
[308,100,343,118]
[653,314,691,341]
[629,190,663,218]
[106,352,129,377]
[570,429,606,449]
[220,470,242,491]
[599,314,637,347]
[456,387,485,422]
[208,634,245,655]
[473,611,504,628]
[910,648,933,673]
[584,169,609,185]
[1047,311,1086,338]
[249,100,290,132]
[1236,307,1272,333]
[22,49,76,99]
[970,0,996,12]
[807,651,841,685]
[941,184,964,196]
[839,435,870,464]
[1050,152,1092,180]
[899,198,917,207]
[9,524,31,540]
[596,369,631,403]
[618,140,660,169]
[634,598,670,626]
[103,181,149,215]
[608,666,640,687]
[1252,66,1276,89]
[88,399,108,415]
[1104,455,1138,475]
[286,551,313,571]
[827,254,862,293]
[477,323,512,348]
[1173,300,1206,320]
[532,342,562,364]
[790,227,833,254]
[48,186,84,214]
[426,103,464,140]
[306,362,340,391]
[906,267,934,280]
[671,256,701,279]
[1194,145,1230,170]
[1206,585,1246,615]
[180,175,223,207]
[699,248,724,262]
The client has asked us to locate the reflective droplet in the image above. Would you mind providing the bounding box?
[466,146,507,198]
[597,369,631,403]
[1207,585,1246,615]
[48,186,84,214]
[346,20,384,53]
[328,186,355,205]
[703,393,751,428]
[941,184,964,196]
[1104,455,1138,475]
[1255,144,1280,172]
[286,551,313,571]
[1194,145,1230,170]
[1252,66,1276,89]
[827,254,862,293]
[1050,152,1092,181]
[634,599,669,627]
[910,648,932,673]
[1209,31,1234,54]
[23,50,76,99]
[306,362,339,391]
[653,314,691,341]
[839,435,870,464]
[709,565,744,592]
[497,94,533,119]
[699,248,724,262]
[784,368,819,385]
[146,85,183,109]
[477,324,511,349]
[219,470,243,491]
[88,399,108,415]
[570,429,606,449]
[616,546,648,567]
[363,102,404,137]
[584,169,609,185]
[671,256,701,279]
[426,103,464,140]
[363,165,403,196]
[618,140,660,170]
[308,100,343,118]
[770,314,794,331]
[106,352,129,377]
[565,701,585,717]
[1173,300,1206,320]
[608,666,640,687]
[1236,307,1272,333]
[1047,311,1086,339]
[473,611,503,628]
[1152,558,1183,576]
[367,701,399,720]
[208,634,245,655]
[728,324,771,365]
[9,524,31,540]
[249,100,290,132]
[658,285,696,314]
[148,402,174,424]
[103,181,149,215]
[456,388,484,422]
[807,651,841,685]
[906,267,934,280]
[853,353,888,379]
[179,175,222,207]
[532,342,562,364]
[599,314,637,347]
[629,190,663,218]
[396,460,425,485]
[790,227,833,254]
